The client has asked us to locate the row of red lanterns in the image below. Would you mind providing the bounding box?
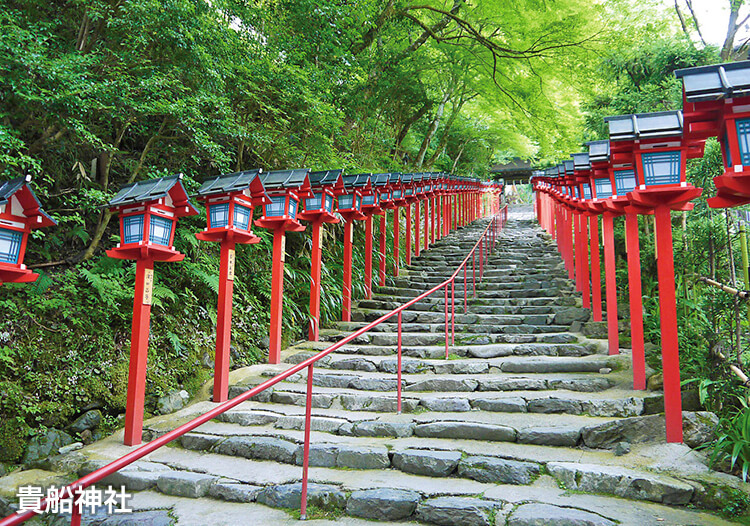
[531,59,750,444]
[0,169,501,446]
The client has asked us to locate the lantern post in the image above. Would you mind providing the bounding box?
[402,174,414,265]
[0,176,57,285]
[106,174,198,446]
[372,173,392,286]
[606,111,705,442]
[389,173,406,276]
[339,174,372,321]
[588,140,621,355]
[254,169,314,364]
[195,169,270,401]
[298,169,345,340]
[413,174,424,257]
[571,156,593,310]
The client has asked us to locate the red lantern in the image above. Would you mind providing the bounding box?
[0,175,56,284]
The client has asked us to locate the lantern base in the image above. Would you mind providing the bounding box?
[196,227,261,244]
[106,244,185,262]
[254,217,306,232]
[707,172,750,208]
[298,211,339,224]
[601,197,628,216]
[339,210,367,222]
[0,265,39,284]
[628,185,702,210]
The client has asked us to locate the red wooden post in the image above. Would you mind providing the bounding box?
[379,214,386,286]
[214,239,236,401]
[602,213,619,355]
[405,203,412,265]
[654,206,683,442]
[415,199,421,258]
[625,212,646,390]
[124,257,154,446]
[308,221,323,340]
[343,220,354,321]
[589,214,603,322]
[364,216,373,299]
[300,363,314,520]
[269,228,286,362]
[431,196,436,244]
[579,213,591,308]
[393,208,400,276]
[424,198,429,250]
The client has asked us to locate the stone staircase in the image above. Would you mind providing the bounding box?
[3,208,748,526]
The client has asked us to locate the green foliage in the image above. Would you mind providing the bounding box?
[710,401,750,482]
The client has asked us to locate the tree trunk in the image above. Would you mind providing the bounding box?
[392,101,431,161]
[721,0,744,61]
[416,91,451,168]
[425,93,475,168]
[451,140,469,172]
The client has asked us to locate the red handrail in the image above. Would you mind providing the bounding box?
[1,203,508,526]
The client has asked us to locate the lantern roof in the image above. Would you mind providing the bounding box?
[563,160,575,176]
[571,153,590,170]
[343,173,372,189]
[605,111,683,141]
[197,169,269,202]
[108,174,198,216]
[587,140,610,162]
[401,173,413,184]
[259,168,312,192]
[371,173,391,187]
[309,169,345,189]
[675,61,750,102]
[388,172,402,185]
[0,175,57,227]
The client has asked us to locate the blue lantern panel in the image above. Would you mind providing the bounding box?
[149,215,173,246]
[614,169,636,194]
[325,194,334,212]
[641,152,681,186]
[123,214,144,244]
[210,203,230,229]
[305,193,323,211]
[583,184,591,200]
[594,178,612,198]
[0,228,22,264]
[362,195,376,206]
[405,188,413,196]
[234,204,252,230]
[573,187,580,198]
[338,195,354,209]
[380,192,390,201]
[393,190,402,199]
[737,119,750,165]
[355,195,362,209]
[265,195,286,217]
[288,198,298,219]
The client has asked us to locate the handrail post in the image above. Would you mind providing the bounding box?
[444,283,449,358]
[479,239,484,280]
[397,311,403,414]
[71,503,81,526]
[464,265,468,313]
[451,278,455,344]
[300,363,314,520]
[472,251,476,297]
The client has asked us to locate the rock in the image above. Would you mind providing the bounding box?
[613,442,631,456]
[80,429,93,445]
[527,398,582,414]
[209,482,261,502]
[508,503,615,526]
[156,471,217,498]
[99,510,174,526]
[415,422,516,442]
[581,322,608,339]
[58,442,83,455]
[416,496,499,526]
[214,436,298,463]
[257,482,345,510]
[293,444,338,467]
[554,307,591,325]
[180,433,221,451]
[353,421,415,437]
[517,427,580,447]
[581,415,665,449]
[332,357,377,372]
[420,397,472,412]
[599,367,612,374]
[472,397,527,412]
[682,411,718,448]
[547,462,693,505]
[346,488,421,520]
[478,378,546,391]
[157,390,189,415]
[548,378,611,392]
[23,429,74,466]
[647,373,663,391]
[405,378,478,392]
[336,446,390,469]
[68,410,102,434]
[581,398,643,418]
[458,455,540,485]
[349,377,398,391]
[392,449,462,477]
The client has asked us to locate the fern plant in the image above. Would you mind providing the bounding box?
[710,399,750,482]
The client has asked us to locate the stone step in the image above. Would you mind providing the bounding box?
[331,321,573,335]
[318,329,579,346]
